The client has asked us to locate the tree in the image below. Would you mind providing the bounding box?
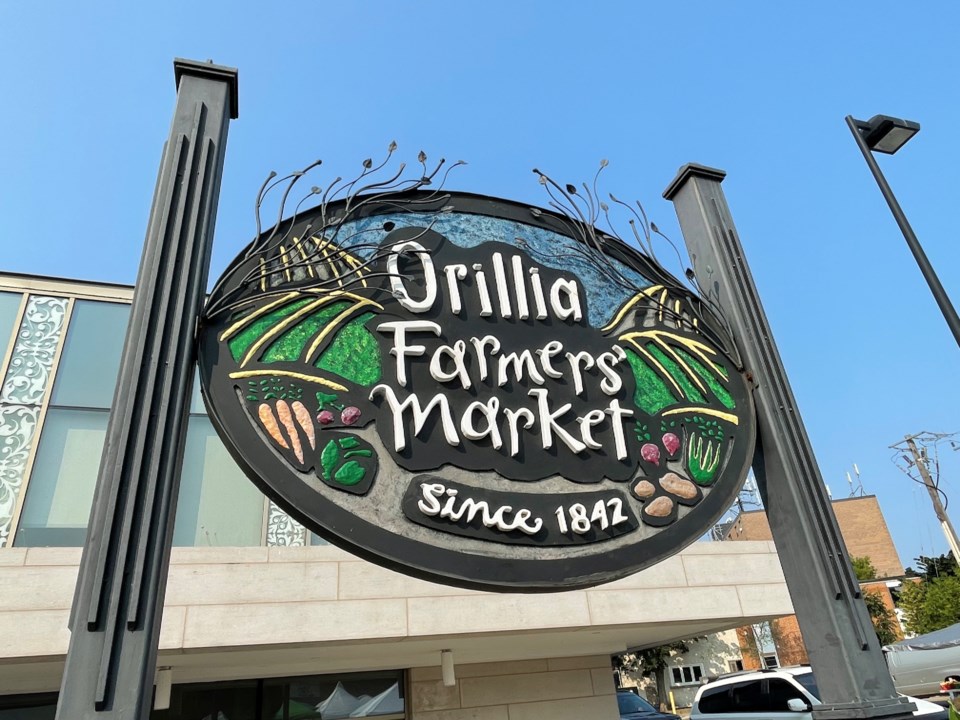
[899,574,960,635]
[616,638,702,708]
[850,555,893,646]
[612,652,634,688]
[863,589,899,646]
[851,556,878,582]
[912,554,958,580]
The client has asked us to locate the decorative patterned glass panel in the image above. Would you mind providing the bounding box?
[50,300,129,409]
[0,405,40,547]
[0,296,69,406]
[15,408,108,547]
[0,294,69,547]
[266,501,306,547]
[173,416,265,547]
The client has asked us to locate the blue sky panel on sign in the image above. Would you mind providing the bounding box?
[334,212,652,328]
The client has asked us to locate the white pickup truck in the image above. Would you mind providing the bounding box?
[884,622,960,697]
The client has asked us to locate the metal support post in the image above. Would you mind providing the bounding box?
[56,59,238,719]
[664,164,914,719]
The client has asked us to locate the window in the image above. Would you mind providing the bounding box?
[154,679,258,720]
[153,670,405,720]
[793,671,820,700]
[696,677,810,715]
[16,300,129,547]
[726,680,765,713]
[671,664,704,686]
[0,691,57,719]
[0,291,22,355]
[173,415,265,547]
[16,299,268,547]
[617,692,659,716]
[762,654,780,669]
[16,409,109,546]
[264,671,404,719]
[0,671,405,720]
[696,684,731,714]
[49,300,129,408]
[727,659,744,673]
[696,679,765,714]
[765,678,809,712]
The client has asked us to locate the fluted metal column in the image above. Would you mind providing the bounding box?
[56,58,238,719]
[664,164,914,720]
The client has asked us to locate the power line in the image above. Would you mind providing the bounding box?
[891,431,960,560]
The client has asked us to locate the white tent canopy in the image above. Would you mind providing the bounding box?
[887,622,960,651]
[349,682,402,717]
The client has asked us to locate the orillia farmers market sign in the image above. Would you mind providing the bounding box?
[199,155,756,590]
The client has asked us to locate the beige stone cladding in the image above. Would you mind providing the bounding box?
[409,656,618,720]
[0,540,791,713]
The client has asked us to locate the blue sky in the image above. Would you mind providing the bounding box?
[2,2,958,570]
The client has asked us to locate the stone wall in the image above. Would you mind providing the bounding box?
[409,656,618,720]
[0,540,792,701]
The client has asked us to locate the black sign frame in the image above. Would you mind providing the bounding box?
[199,190,756,591]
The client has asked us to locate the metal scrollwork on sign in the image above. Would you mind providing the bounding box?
[198,148,756,591]
[0,295,70,546]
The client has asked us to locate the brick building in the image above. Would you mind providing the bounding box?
[725,495,905,667]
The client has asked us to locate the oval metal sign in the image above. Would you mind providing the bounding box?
[199,189,755,591]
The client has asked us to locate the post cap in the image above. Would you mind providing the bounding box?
[663,163,726,200]
[174,58,239,119]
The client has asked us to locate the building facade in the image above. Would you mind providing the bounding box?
[618,629,746,710]
[725,496,905,668]
[0,272,794,719]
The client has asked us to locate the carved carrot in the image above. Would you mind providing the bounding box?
[276,399,304,464]
[258,403,289,449]
[291,400,315,450]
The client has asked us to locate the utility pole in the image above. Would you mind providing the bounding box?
[898,434,960,561]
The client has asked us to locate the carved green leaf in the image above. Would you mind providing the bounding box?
[334,460,366,486]
[320,440,339,481]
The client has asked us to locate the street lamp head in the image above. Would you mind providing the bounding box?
[853,114,921,154]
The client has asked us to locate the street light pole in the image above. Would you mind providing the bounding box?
[846,114,960,348]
